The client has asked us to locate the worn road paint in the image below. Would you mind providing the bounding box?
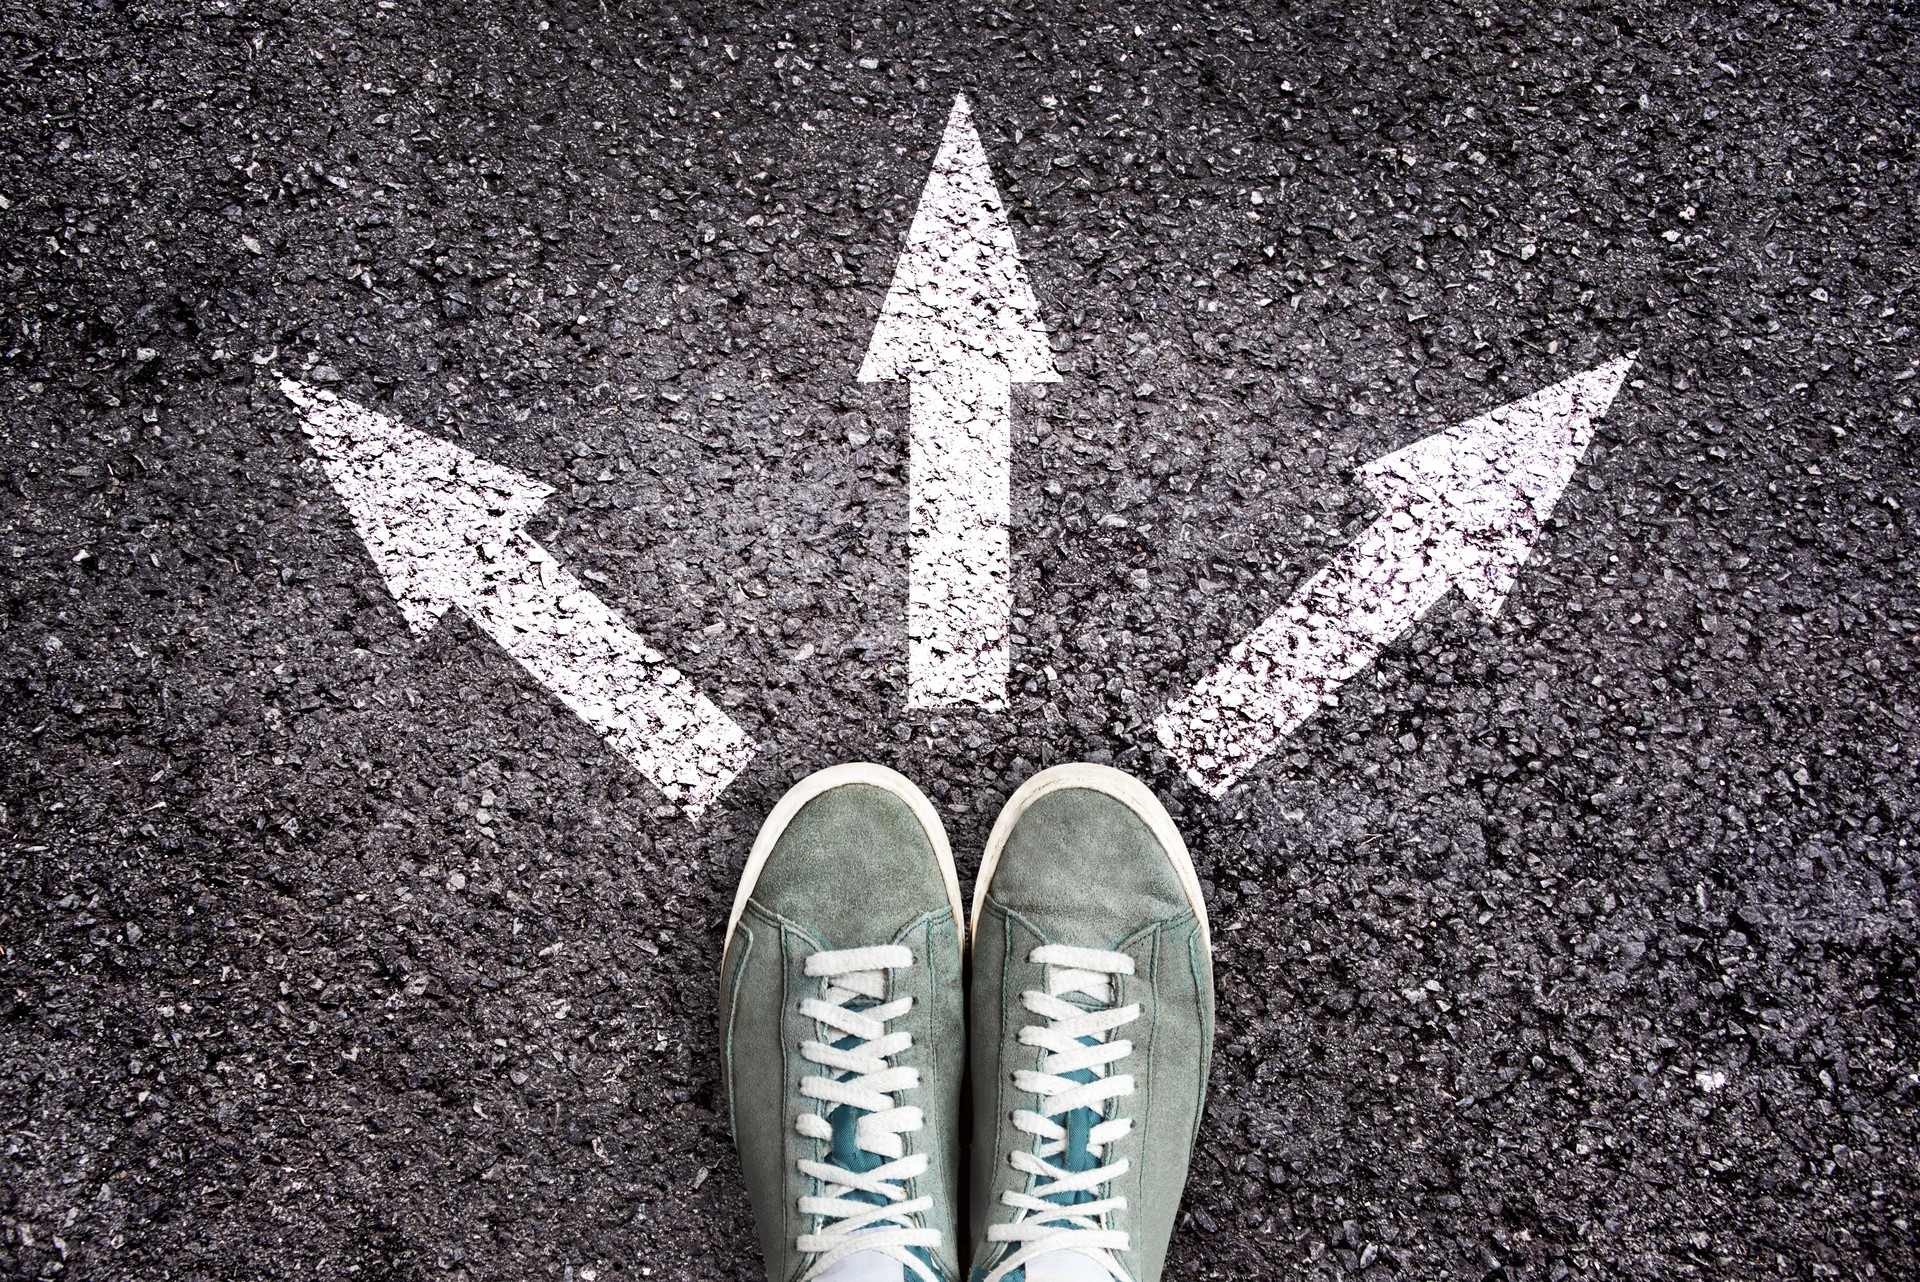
[281,381,755,818]
[1154,357,1636,797]
[860,93,1058,710]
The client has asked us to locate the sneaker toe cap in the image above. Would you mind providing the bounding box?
[985,787,1195,948]
[749,783,952,946]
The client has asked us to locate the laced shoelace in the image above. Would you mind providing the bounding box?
[984,944,1142,1282]
[795,945,941,1282]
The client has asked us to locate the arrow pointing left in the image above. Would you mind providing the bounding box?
[281,381,754,819]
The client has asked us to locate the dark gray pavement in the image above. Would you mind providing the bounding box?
[2,2,1916,1278]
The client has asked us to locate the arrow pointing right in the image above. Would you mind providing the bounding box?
[1154,356,1635,797]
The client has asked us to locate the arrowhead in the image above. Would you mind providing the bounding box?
[859,93,1057,384]
[1356,356,1634,616]
[281,380,552,634]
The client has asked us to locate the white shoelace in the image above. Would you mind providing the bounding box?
[984,944,1142,1282]
[795,945,941,1282]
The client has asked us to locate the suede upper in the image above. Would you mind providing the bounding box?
[968,783,1214,1282]
[721,782,965,1282]
[747,784,955,950]
[980,790,1193,949]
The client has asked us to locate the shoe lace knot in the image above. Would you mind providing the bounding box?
[985,944,1140,1282]
[796,944,941,1282]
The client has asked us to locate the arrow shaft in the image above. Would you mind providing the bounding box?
[1155,516,1456,797]
[907,365,1013,709]
[459,535,754,818]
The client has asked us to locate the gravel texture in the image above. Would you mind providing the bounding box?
[3,2,1917,1280]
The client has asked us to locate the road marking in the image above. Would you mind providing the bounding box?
[281,381,754,819]
[860,92,1058,710]
[1154,357,1635,797]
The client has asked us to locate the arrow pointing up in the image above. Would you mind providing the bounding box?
[282,381,754,818]
[1154,356,1635,797]
[860,92,1058,709]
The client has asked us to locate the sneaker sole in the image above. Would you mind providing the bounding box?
[724,762,963,951]
[969,762,1211,955]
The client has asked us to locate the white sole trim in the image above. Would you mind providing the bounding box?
[969,762,1210,954]
[724,763,962,950]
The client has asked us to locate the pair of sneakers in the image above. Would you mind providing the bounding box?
[719,763,1216,1282]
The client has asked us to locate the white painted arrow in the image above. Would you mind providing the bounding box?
[860,92,1058,710]
[281,381,754,819]
[1154,356,1635,797]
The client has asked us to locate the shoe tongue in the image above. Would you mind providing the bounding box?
[1023,1251,1111,1282]
[828,1005,890,1194]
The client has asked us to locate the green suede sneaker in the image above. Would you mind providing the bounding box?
[966,764,1214,1282]
[721,764,967,1282]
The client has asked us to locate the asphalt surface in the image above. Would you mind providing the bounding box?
[3,2,1918,1279]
